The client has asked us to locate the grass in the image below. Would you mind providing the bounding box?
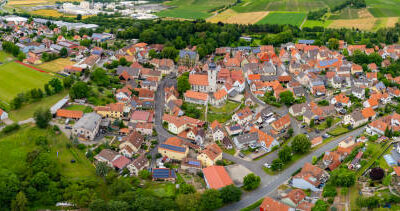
[356,142,390,177]
[0,61,54,103]
[302,19,333,28]
[314,117,341,131]
[37,58,75,73]
[209,101,240,113]
[240,198,263,211]
[207,112,232,123]
[65,104,93,113]
[328,125,349,136]
[366,0,400,17]
[148,183,176,197]
[257,12,307,26]
[157,0,236,19]
[0,51,14,63]
[9,89,69,122]
[329,8,360,20]
[0,125,95,178]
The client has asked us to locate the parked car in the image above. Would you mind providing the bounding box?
[322,133,331,138]
[264,163,271,168]
[239,153,245,158]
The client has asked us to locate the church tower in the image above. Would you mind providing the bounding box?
[208,62,217,92]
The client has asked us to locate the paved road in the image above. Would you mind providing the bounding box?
[220,126,366,210]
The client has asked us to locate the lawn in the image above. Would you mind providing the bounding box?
[314,117,341,131]
[0,61,54,103]
[157,0,236,19]
[327,125,349,136]
[256,12,307,26]
[0,125,95,179]
[65,104,93,113]
[148,183,176,197]
[9,89,69,122]
[37,58,75,73]
[0,51,14,63]
[209,101,240,113]
[207,112,232,123]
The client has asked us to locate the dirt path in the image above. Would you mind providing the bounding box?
[299,16,307,30]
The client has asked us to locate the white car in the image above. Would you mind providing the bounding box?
[264,163,271,168]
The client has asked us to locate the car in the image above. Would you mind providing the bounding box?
[303,131,307,134]
[65,126,72,129]
[264,163,271,168]
[239,153,245,158]
[322,133,331,138]
[315,129,320,134]
[301,125,306,128]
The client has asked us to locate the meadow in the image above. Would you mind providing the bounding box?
[0,61,53,103]
[0,125,95,179]
[37,57,75,73]
[157,0,236,19]
[0,51,14,63]
[257,12,307,26]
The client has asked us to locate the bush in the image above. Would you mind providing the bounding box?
[369,167,385,180]
[243,173,261,191]
[2,123,20,134]
[322,185,337,197]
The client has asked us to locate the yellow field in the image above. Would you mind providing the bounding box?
[386,17,399,28]
[31,9,93,18]
[329,18,376,30]
[37,58,75,73]
[8,0,81,5]
[207,9,269,24]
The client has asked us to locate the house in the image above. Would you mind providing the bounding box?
[111,156,131,170]
[119,131,145,158]
[158,137,189,161]
[135,122,153,136]
[281,189,307,208]
[233,128,278,152]
[0,108,8,121]
[292,163,329,191]
[260,197,294,211]
[342,111,367,128]
[348,151,363,170]
[331,93,351,107]
[94,149,120,167]
[72,112,102,141]
[210,89,228,106]
[131,110,153,123]
[179,50,199,66]
[127,154,149,176]
[184,90,208,105]
[56,109,83,120]
[271,114,291,132]
[152,168,176,181]
[226,124,242,136]
[361,107,376,121]
[197,143,223,167]
[211,120,225,141]
[351,87,365,99]
[366,119,387,135]
[289,103,308,116]
[338,136,355,149]
[232,107,253,125]
[94,102,125,119]
[311,136,323,148]
[202,165,233,189]
[181,158,202,173]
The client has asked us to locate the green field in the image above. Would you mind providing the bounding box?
[302,19,333,28]
[0,125,95,178]
[65,104,93,113]
[157,0,236,19]
[366,0,400,17]
[0,61,53,102]
[231,0,343,13]
[257,12,307,26]
[0,51,14,63]
[329,8,360,20]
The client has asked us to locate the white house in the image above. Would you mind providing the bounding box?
[0,109,8,121]
[292,163,329,192]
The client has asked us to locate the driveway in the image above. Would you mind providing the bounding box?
[219,126,366,210]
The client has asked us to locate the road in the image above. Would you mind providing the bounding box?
[219,126,365,210]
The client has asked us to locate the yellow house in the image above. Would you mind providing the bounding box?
[95,102,125,119]
[158,137,188,161]
[338,136,355,148]
[197,143,223,167]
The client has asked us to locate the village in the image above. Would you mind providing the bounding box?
[2,14,400,210]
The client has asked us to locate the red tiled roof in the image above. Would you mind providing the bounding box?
[189,74,208,86]
[56,109,83,119]
[112,156,130,169]
[214,89,227,100]
[185,90,208,101]
[202,165,233,189]
[260,197,291,211]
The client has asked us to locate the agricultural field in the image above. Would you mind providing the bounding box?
[8,0,81,6]
[231,0,343,13]
[302,20,333,28]
[366,0,400,17]
[0,51,14,63]
[0,125,95,179]
[257,12,307,26]
[207,9,269,24]
[157,0,236,19]
[37,58,75,73]
[0,61,53,103]
[329,8,360,20]
[31,9,93,18]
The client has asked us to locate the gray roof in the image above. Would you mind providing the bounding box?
[73,112,101,132]
[117,66,140,77]
[179,50,197,59]
[235,132,258,144]
[351,111,365,122]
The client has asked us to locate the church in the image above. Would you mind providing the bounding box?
[188,63,218,93]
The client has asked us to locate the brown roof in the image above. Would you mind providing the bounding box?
[361,107,376,119]
[130,154,149,170]
[122,131,144,149]
[189,74,208,86]
[96,149,119,162]
[201,143,222,161]
[285,189,306,205]
[56,109,83,119]
[271,114,290,130]
[294,163,326,187]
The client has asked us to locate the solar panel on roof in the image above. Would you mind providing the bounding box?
[298,40,315,44]
[160,144,186,152]
[188,161,200,166]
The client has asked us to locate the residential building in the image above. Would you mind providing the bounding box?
[211,120,225,141]
[152,168,176,181]
[158,137,189,161]
[94,149,120,167]
[260,197,294,211]
[0,108,8,121]
[292,163,329,191]
[197,143,223,167]
[72,112,102,141]
[119,131,145,158]
[127,154,149,176]
[94,102,125,119]
[232,107,253,125]
[56,109,83,120]
[202,165,233,189]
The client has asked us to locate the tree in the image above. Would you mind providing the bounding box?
[30,172,50,191]
[11,191,27,211]
[271,158,283,171]
[91,68,110,87]
[33,108,52,128]
[312,199,329,211]
[177,72,190,95]
[288,128,294,137]
[70,82,90,99]
[96,162,109,178]
[138,170,151,180]
[219,185,242,203]
[328,38,339,50]
[310,119,315,128]
[243,173,261,190]
[178,183,196,194]
[330,168,356,187]
[77,14,82,20]
[326,117,334,127]
[0,169,20,210]
[63,77,74,89]
[278,145,292,163]
[279,90,295,106]
[291,134,311,154]
[175,193,201,211]
[60,47,68,57]
[369,167,385,180]
[17,52,26,61]
[49,78,63,93]
[200,189,223,210]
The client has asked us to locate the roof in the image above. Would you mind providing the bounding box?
[122,131,144,149]
[201,144,222,161]
[260,197,292,211]
[152,168,176,179]
[202,165,233,189]
[96,149,119,162]
[131,110,152,122]
[112,155,131,169]
[271,114,290,130]
[189,74,208,86]
[361,107,376,119]
[159,137,187,153]
[184,90,208,101]
[214,89,228,100]
[284,189,306,205]
[311,136,323,145]
[130,154,148,170]
[393,166,400,177]
[73,112,101,132]
[235,107,252,120]
[293,163,326,187]
[56,109,83,119]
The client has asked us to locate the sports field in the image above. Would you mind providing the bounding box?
[37,58,75,73]
[257,12,306,26]
[157,0,236,19]
[0,62,53,102]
